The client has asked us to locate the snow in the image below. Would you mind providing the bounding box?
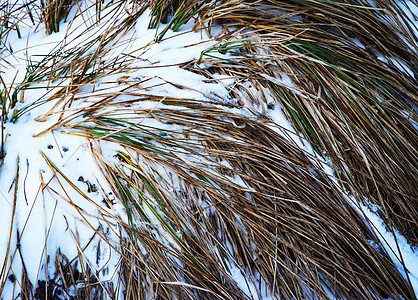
[1,0,417,299]
[361,203,418,293]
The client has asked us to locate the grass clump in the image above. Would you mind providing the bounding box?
[0,0,417,299]
[41,0,76,35]
[185,0,418,246]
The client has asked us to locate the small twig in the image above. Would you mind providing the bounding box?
[17,230,34,299]
[0,114,4,160]
[23,159,29,205]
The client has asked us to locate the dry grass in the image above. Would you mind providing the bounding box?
[41,0,76,35]
[189,0,418,246]
[0,0,417,299]
[77,103,415,299]
[189,1,418,294]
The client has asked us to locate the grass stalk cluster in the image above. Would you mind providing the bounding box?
[0,0,417,299]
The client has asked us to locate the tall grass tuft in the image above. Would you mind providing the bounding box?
[41,0,76,35]
[1,0,417,299]
[77,105,416,299]
[182,0,418,246]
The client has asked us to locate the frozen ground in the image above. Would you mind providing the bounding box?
[0,0,417,299]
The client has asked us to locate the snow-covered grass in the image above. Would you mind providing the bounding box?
[0,0,417,299]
